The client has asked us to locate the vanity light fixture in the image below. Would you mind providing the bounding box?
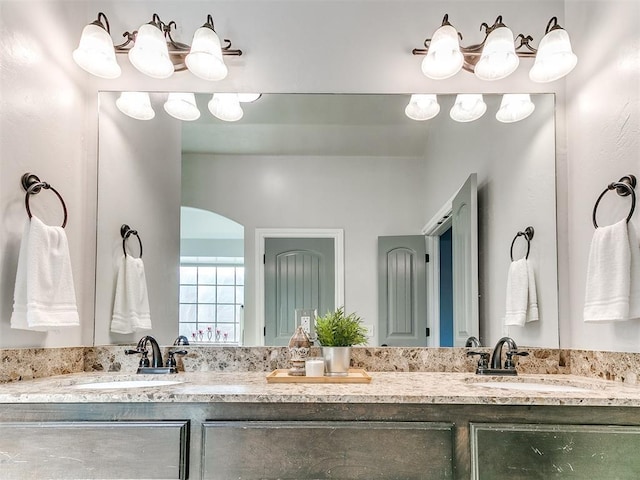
[237,93,262,103]
[116,92,155,120]
[495,94,535,123]
[73,12,242,80]
[404,94,440,121]
[208,93,244,122]
[449,94,487,122]
[413,15,577,82]
[163,92,201,121]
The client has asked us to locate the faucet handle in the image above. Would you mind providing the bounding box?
[125,348,150,367]
[467,351,490,370]
[505,350,529,369]
[166,349,188,369]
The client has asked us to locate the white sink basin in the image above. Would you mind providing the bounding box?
[71,380,182,390]
[472,381,590,393]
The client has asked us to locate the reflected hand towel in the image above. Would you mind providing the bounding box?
[111,254,152,334]
[505,258,539,326]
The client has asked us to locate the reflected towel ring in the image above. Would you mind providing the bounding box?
[592,175,637,229]
[121,224,143,258]
[21,173,68,228]
[510,226,535,261]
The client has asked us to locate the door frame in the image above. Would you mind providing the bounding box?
[422,194,455,348]
[255,228,345,346]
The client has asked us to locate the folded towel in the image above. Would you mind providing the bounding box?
[111,254,152,334]
[584,219,639,322]
[11,216,80,331]
[504,258,539,326]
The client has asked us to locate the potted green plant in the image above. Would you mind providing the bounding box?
[315,307,368,376]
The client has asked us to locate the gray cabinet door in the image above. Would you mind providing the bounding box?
[0,420,189,479]
[265,237,335,345]
[202,420,454,479]
[378,235,428,346]
[471,423,640,479]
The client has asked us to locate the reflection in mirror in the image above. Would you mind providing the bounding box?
[95,93,558,349]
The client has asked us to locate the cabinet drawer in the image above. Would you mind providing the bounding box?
[0,420,189,479]
[471,422,640,479]
[202,420,453,479]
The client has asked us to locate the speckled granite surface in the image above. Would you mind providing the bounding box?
[2,345,640,386]
[1,371,640,407]
[0,347,84,383]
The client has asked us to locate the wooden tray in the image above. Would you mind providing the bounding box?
[266,368,372,384]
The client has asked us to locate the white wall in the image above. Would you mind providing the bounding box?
[182,153,428,345]
[94,92,181,346]
[0,1,95,347]
[563,0,640,352]
[3,0,638,352]
[422,94,558,348]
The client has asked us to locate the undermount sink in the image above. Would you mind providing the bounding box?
[71,379,182,390]
[471,380,591,393]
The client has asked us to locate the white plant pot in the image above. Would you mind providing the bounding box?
[322,346,351,376]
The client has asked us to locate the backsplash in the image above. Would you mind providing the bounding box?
[0,345,638,384]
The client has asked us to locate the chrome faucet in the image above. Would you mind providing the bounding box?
[467,336,528,376]
[125,335,186,374]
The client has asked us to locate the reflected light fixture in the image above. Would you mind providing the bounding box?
[73,12,243,80]
[164,92,201,121]
[116,92,155,120]
[405,94,440,121]
[413,15,577,83]
[449,94,487,122]
[208,93,244,122]
[496,94,535,123]
[237,93,262,103]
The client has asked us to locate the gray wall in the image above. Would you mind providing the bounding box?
[182,153,428,346]
[421,94,558,348]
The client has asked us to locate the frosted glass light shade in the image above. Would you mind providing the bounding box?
[474,27,519,81]
[529,28,577,82]
[185,27,228,81]
[208,93,243,122]
[450,94,487,122]
[128,23,174,79]
[405,94,440,121]
[237,93,262,103]
[164,92,201,121]
[72,24,121,79]
[496,94,535,123]
[421,25,464,80]
[116,92,155,120]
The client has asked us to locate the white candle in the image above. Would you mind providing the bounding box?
[305,358,325,377]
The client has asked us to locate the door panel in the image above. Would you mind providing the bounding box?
[265,237,335,345]
[378,235,428,346]
[452,173,479,346]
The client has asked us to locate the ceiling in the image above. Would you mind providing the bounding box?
[181,93,437,157]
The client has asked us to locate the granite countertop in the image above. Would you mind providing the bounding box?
[2,371,640,406]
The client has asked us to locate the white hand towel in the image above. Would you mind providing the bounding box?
[11,216,80,330]
[111,254,152,334]
[584,219,637,322]
[504,258,539,326]
[628,222,640,320]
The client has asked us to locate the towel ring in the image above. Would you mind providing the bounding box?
[592,175,636,228]
[121,224,143,258]
[510,226,535,261]
[21,173,68,228]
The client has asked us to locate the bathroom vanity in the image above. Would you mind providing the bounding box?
[1,371,640,479]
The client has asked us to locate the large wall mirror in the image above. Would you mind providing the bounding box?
[95,92,558,349]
